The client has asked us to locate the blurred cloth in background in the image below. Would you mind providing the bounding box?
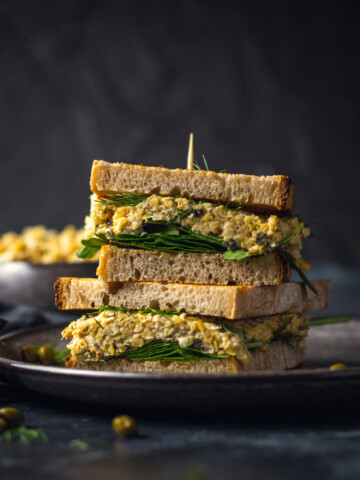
[0,0,359,265]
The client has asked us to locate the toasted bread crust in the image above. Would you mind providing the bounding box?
[90,161,294,214]
[54,278,64,310]
[54,277,330,319]
[65,340,304,373]
[97,248,290,286]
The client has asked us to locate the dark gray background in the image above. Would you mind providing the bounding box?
[0,0,359,265]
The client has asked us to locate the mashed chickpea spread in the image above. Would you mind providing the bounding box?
[85,194,310,267]
[62,310,308,366]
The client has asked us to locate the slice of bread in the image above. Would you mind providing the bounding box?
[97,247,290,286]
[65,340,305,373]
[90,161,294,215]
[55,278,330,319]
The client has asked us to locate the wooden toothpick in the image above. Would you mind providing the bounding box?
[187,133,194,170]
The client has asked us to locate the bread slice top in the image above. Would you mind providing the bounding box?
[55,278,330,320]
[66,340,305,374]
[90,161,294,215]
[97,247,291,286]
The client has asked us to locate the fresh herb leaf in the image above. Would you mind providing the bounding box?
[309,316,350,326]
[275,222,305,249]
[224,202,242,211]
[193,159,204,171]
[193,155,226,174]
[89,335,278,363]
[88,304,121,316]
[0,426,47,444]
[216,320,245,338]
[274,333,296,339]
[85,222,227,255]
[77,234,108,259]
[193,155,212,171]
[272,315,294,341]
[95,319,104,330]
[168,209,194,223]
[53,348,70,366]
[112,338,272,362]
[269,222,316,296]
[88,303,181,318]
[69,438,107,449]
[202,154,209,171]
[223,249,253,261]
[296,268,318,295]
[80,235,107,247]
[284,253,319,296]
[76,245,101,259]
[115,340,230,362]
[143,221,181,235]
[70,439,90,450]
[97,193,147,207]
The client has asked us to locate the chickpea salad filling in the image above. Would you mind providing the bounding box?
[78,193,310,270]
[62,306,309,366]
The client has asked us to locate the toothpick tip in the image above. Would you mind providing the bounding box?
[187,133,194,170]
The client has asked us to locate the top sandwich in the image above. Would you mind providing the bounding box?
[79,161,310,279]
[90,161,294,214]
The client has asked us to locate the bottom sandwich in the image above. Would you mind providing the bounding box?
[62,306,308,374]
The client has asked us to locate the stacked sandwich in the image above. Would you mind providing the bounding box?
[55,161,330,373]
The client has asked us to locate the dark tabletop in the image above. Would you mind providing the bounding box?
[1,380,360,480]
[1,263,360,480]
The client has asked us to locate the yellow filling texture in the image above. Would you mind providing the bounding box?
[0,225,97,263]
[62,311,308,366]
[85,194,310,268]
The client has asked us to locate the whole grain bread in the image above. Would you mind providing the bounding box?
[90,161,294,215]
[55,278,330,319]
[65,340,304,373]
[97,247,290,286]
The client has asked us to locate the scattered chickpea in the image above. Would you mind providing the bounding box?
[37,346,55,365]
[329,363,348,371]
[112,415,138,437]
[21,345,38,364]
[0,407,25,428]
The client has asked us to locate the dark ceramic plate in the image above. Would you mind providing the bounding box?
[0,321,359,410]
[0,261,97,310]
